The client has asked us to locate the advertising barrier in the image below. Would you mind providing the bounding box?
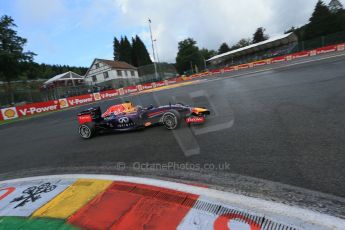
[1,42,345,121]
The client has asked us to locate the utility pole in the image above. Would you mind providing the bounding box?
[153,39,160,63]
[148,18,158,80]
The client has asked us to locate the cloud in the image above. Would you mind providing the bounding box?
[112,0,333,62]
[7,0,345,65]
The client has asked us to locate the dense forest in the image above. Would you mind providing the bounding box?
[113,35,152,67]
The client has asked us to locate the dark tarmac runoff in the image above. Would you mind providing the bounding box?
[1,52,345,204]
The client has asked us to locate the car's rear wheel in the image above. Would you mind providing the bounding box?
[78,122,96,139]
[162,110,181,130]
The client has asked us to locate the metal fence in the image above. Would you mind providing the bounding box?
[138,63,178,84]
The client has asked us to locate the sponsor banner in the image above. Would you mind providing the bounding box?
[118,88,125,95]
[67,94,94,107]
[210,69,221,74]
[175,77,184,82]
[272,56,286,63]
[186,117,205,124]
[99,90,118,100]
[253,61,266,67]
[142,83,153,90]
[0,110,3,121]
[0,179,75,217]
[292,51,310,59]
[58,98,69,109]
[155,81,166,87]
[248,63,254,68]
[223,67,234,72]
[337,43,345,51]
[1,107,19,120]
[136,85,143,91]
[93,92,101,101]
[238,64,249,69]
[124,86,138,94]
[310,50,317,56]
[266,59,272,64]
[167,79,177,85]
[16,101,60,117]
[317,45,337,54]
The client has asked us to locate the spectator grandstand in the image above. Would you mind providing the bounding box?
[207,33,298,68]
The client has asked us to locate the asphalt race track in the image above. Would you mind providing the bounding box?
[1,53,345,201]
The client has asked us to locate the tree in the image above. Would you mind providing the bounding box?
[0,15,35,103]
[304,0,334,40]
[230,38,252,50]
[175,38,203,74]
[132,35,152,67]
[252,27,269,44]
[200,48,217,61]
[328,0,343,13]
[218,42,230,54]
[119,36,132,64]
[114,35,151,67]
[113,37,121,61]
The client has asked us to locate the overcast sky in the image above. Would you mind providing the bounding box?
[1,0,344,66]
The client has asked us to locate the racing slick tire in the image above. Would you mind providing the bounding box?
[78,122,96,139]
[162,110,181,130]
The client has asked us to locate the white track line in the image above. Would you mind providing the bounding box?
[1,174,344,229]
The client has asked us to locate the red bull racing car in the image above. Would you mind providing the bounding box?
[77,102,210,139]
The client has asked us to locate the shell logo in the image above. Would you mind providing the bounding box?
[93,93,101,101]
[5,109,15,118]
[1,107,18,120]
[58,99,69,108]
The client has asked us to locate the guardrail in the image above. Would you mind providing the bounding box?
[1,42,344,121]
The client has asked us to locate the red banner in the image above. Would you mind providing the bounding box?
[292,51,310,59]
[0,110,4,121]
[67,94,94,107]
[16,100,60,117]
[124,86,138,94]
[142,83,153,90]
[99,90,119,100]
[238,64,249,69]
[316,44,337,54]
[155,81,166,87]
[337,43,345,51]
[272,56,286,63]
[253,61,267,67]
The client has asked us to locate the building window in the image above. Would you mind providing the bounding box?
[125,71,128,76]
[92,75,97,82]
[103,72,109,79]
[117,70,122,77]
[95,63,100,68]
[131,71,135,77]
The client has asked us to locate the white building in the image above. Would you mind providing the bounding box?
[84,59,139,88]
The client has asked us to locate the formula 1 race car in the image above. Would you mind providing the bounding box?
[77,102,210,139]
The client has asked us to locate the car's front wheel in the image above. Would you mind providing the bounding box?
[162,110,181,130]
[78,122,96,139]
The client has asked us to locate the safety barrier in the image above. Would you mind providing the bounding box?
[0,78,179,121]
[1,42,345,121]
